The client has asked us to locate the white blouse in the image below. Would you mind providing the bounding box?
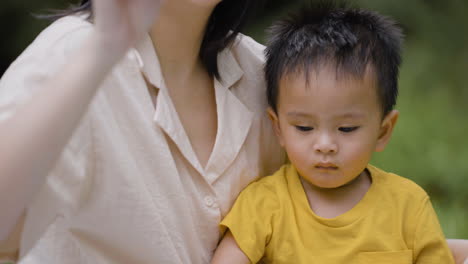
[0,16,285,263]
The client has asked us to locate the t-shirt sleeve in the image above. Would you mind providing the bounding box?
[220,180,279,263]
[413,196,455,264]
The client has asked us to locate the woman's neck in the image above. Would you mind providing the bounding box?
[149,2,217,83]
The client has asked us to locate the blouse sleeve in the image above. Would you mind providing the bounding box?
[220,180,279,263]
[0,16,96,255]
[0,16,92,125]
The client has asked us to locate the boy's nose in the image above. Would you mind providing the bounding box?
[313,133,338,154]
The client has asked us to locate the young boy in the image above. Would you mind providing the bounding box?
[211,2,455,264]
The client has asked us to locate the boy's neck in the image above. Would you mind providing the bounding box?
[300,169,372,219]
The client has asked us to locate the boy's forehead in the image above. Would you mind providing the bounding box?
[281,62,377,86]
[279,64,378,96]
[277,65,382,115]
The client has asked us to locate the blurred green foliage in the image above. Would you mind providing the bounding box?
[1,0,467,238]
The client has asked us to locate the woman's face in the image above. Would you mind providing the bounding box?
[160,0,222,14]
[179,0,222,8]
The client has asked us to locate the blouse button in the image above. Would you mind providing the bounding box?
[204,196,215,207]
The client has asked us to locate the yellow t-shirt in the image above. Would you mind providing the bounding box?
[220,164,454,264]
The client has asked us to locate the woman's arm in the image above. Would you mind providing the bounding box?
[211,231,250,264]
[0,0,162,240]
[0,33,116,240]
[447,239,468,264]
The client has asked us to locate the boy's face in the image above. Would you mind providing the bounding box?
[268,65,399,189]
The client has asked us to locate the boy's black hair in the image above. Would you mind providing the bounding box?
[41,0,263,80]
[265,1,403,115]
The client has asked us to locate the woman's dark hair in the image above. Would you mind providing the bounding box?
[265,1,403,116]
[44,0,262,79]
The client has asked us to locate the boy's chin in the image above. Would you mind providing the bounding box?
[301,172,366,190]
[301,176,347,190]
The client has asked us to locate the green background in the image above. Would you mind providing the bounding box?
[1,0,467,238]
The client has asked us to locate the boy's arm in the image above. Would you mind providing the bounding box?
[212,179,278,263]
[447,239,468,264]
[413,196,455,263]
[211,231,250,264]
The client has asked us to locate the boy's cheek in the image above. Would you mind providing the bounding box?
[283,138,311,162]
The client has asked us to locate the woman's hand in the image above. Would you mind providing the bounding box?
[92,0,165,60]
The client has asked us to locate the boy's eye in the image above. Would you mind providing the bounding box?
[339,126,359,133]
[295,126,313,132]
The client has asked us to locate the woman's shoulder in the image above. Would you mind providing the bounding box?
[0,16,95,143]
[1,16,94,100]
[215,33,270,120]
[10,15,93,68]
[33,15,92,47]
[230,33,266,71]
[38,15,92,37]
[233,33,265,59]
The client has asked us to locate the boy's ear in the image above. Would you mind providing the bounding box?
[375,110,399,152]
[267,107,285,147]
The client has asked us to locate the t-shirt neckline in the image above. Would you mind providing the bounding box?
[288,164,382,228]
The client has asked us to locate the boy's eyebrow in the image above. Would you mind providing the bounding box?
[338,113,366,119]
[286,112,366,119]
[286,112,314,118]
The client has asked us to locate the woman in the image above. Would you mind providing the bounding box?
[0,0,466,263]
[0,0,285,262]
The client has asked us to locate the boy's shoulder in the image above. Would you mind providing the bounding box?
[249,163,288,184]
[240,164,291,198]
[369,165,430,207]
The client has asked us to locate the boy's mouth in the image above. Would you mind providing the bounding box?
[315,162,339,170]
